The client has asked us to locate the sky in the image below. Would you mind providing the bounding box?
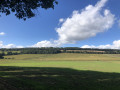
[0,0,120,49]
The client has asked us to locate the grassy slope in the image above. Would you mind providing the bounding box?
[1,53,120,72]
[0,53,120,90]
[3,53,120,61]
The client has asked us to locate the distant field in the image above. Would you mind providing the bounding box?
[0,53,120,72]
[2,53,120,61]
[1,53,120,90]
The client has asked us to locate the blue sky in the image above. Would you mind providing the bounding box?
[0,0,120,49]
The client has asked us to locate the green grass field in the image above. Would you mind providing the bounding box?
[1,53,120,90]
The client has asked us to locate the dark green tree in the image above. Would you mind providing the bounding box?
[0,0,58,20]
[0,54,4,59]
[7,51,13,55]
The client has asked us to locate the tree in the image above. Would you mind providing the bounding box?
[0,54,4,59]
[0,0,58,20]
[7,51,13,55]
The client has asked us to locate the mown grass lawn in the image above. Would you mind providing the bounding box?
[0,53,120,90]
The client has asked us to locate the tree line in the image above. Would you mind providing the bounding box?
[1,47,120,59]
[0,47,120,55]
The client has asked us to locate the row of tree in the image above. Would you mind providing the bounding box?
[21,48,61,54]
[0,54,4,59]
[1,47,120,56]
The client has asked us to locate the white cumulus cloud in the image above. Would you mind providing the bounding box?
[56,0,114,44]
[0,32,5,36]
[32,40,61,47]
[0,41,23,48]
[81,40,120,49]
[32,0,114,47]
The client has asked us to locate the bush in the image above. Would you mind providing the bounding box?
[0,54,4,59]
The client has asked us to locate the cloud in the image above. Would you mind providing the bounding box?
[81,40,120,49]
[32,0,115,47]
[0,32,5,36]
[56,0,114,44]
[59,18,64,23]
[0,41,23,48]
[32,40,61,47]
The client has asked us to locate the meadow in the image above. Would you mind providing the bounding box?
[1,53,120,90]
